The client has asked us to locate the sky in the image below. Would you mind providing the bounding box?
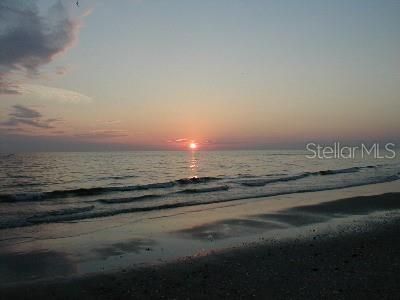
[0,0,399,151]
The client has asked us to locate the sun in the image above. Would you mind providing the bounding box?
[189,142,197,150]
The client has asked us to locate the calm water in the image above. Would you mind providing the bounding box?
[0,150,399,229]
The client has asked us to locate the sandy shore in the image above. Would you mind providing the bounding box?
[1,192,400,299]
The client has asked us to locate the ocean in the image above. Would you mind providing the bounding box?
[1,150,399,230]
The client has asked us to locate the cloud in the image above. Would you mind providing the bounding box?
[0,134,138,152]
[75,129,128,139]
[166,138,214,146]
[0,1,84,94]
[96,119,122,125]
[0,104,60,129]
[200,139,213,145]
[0,80,20,95]
[1,118,53,129]
[10,104,41,118]
[0,126,28,134]
[55,66,69,76]
[52,130,65,134]
[167,138,188,143]
[105,120,122,125]
[13,84,92,103]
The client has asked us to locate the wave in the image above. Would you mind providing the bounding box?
[176,176,221,184]
[26,205,95,223]
[236,174,400,203]
[98,175,138,180]
[98,186,229,205]
[179,185,230,194]
[0,192,44,203]
[317,166,361,175]
[239,165,377,187]
[241,173,310,187]
[0,165,388,203]
[1,174,397,230]
[0,176,221,203]
[98,194,161,204]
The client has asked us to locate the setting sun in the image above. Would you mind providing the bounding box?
[189,142,197,150]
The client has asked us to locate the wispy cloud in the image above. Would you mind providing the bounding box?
[200,139,213,145]
[166,138,214,145]
[0,80,20,95]
[167,138,189,143]
[105,120,122,125]
[55,66,69,76]
[75,129,128,139]
[0,104,61,129]
[0,1,86,94]
[14,84,92,103]
[96,119,122,126]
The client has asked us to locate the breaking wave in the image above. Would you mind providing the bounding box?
[0,174,398,229]
[0,176,221,203]
[0,167,376,203]
[239,165,376,187]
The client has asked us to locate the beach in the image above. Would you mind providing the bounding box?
[1,185,400,299]
[1,152,399,299]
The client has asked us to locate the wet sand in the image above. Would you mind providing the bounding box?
[1,192,400,299]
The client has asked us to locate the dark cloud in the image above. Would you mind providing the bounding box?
[0,134,141,152]
[0,104,59,129]
[10,104,41,118]
[52,130,65,134]
[0,1,81,94]
[2,118,53,129]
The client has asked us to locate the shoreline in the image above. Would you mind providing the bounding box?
[1,191,400,299]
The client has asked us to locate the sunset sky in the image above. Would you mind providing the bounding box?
[0,0,399,151]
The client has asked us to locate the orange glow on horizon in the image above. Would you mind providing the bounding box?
[189,142,197,150]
